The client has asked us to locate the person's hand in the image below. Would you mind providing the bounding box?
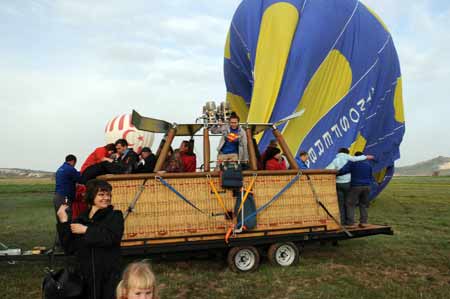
[366,155,375,160]
[57,204,69,223]
[70,224,88,234]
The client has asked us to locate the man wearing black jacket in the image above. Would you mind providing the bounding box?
[112,139,139,174]
[341,152,374,228]
[135,147,157,173]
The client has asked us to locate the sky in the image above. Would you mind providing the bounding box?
[0,0,449,171]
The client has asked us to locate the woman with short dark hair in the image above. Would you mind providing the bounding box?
[57,179,124,299]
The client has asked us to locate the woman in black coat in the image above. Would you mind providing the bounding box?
[57,179,124,299]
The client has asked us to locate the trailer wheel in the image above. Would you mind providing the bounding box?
[267,242,299,267]
[227,246,260,273]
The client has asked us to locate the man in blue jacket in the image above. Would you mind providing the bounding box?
[327,148,374,225]
[296,151,309,169]
[54,154,81,221]
[345,152,374,228]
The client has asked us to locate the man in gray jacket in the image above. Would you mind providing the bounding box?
[211,113,248,168]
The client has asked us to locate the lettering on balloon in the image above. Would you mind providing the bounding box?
[314,140,325,156]
[306,87,375,166]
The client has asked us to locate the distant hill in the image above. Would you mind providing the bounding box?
[395,156,450,176]
[2,158,450,178]
[0,168,55,179]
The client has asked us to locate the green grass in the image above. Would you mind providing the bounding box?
[0,178,54,194]
[1,177,449,298]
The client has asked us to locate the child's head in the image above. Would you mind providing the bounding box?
[117,261,158,299]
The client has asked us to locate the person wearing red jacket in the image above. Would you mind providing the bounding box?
[263,147,287,171]
[179,140,197,172]
[260,139,278,163]
[72,184,88,220]
[80,144,115,173]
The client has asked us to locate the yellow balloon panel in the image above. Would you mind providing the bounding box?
[247,2,299,126]
[394,77,404,123]
[226,92,249,121]
[350,132,367,155]
[282,49,353,155]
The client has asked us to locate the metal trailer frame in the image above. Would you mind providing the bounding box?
[1,224,393,272]
[120,224,393,256]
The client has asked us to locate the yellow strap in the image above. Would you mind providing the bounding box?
[208,178,228,214]
[237,175,257,214]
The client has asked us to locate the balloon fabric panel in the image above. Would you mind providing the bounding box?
[224,0,405,198]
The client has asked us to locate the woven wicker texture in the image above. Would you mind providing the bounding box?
[107,172,340,241]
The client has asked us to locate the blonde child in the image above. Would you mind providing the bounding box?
[116,261,159,299]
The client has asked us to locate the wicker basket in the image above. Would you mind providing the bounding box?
[101,170,340,243]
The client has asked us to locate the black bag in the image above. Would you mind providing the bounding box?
[221,167,243,188]
[42,268,84,299]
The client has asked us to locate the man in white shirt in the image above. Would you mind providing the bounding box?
[327,148,374,225]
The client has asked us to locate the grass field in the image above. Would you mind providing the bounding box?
[0,177,449,299]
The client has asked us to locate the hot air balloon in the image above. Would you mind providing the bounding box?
[105,113,154,153]
[224,0,405,197]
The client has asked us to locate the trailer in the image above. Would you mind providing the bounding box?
[98,170,393,272]
[0,221,393,273]
[119,223,393,272]
[1,107,394,272]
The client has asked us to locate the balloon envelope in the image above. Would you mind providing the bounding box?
[105,114,154,153]
[224,0,405,197]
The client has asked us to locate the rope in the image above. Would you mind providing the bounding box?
[207,175,229,216]
[305,174,352,237]
[236,172,302,228]
[157,176,206,214]
[237,174,257,215]
[124,178,148,220]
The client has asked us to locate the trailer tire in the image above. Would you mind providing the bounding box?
[227,246,260,273]
[267,242,299,267]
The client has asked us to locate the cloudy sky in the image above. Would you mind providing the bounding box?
[0,0,448,171]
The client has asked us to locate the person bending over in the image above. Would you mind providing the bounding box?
[80,143,116,173]
[81,139,139,183]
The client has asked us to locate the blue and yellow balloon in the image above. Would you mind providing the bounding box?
[224,0,405,198]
